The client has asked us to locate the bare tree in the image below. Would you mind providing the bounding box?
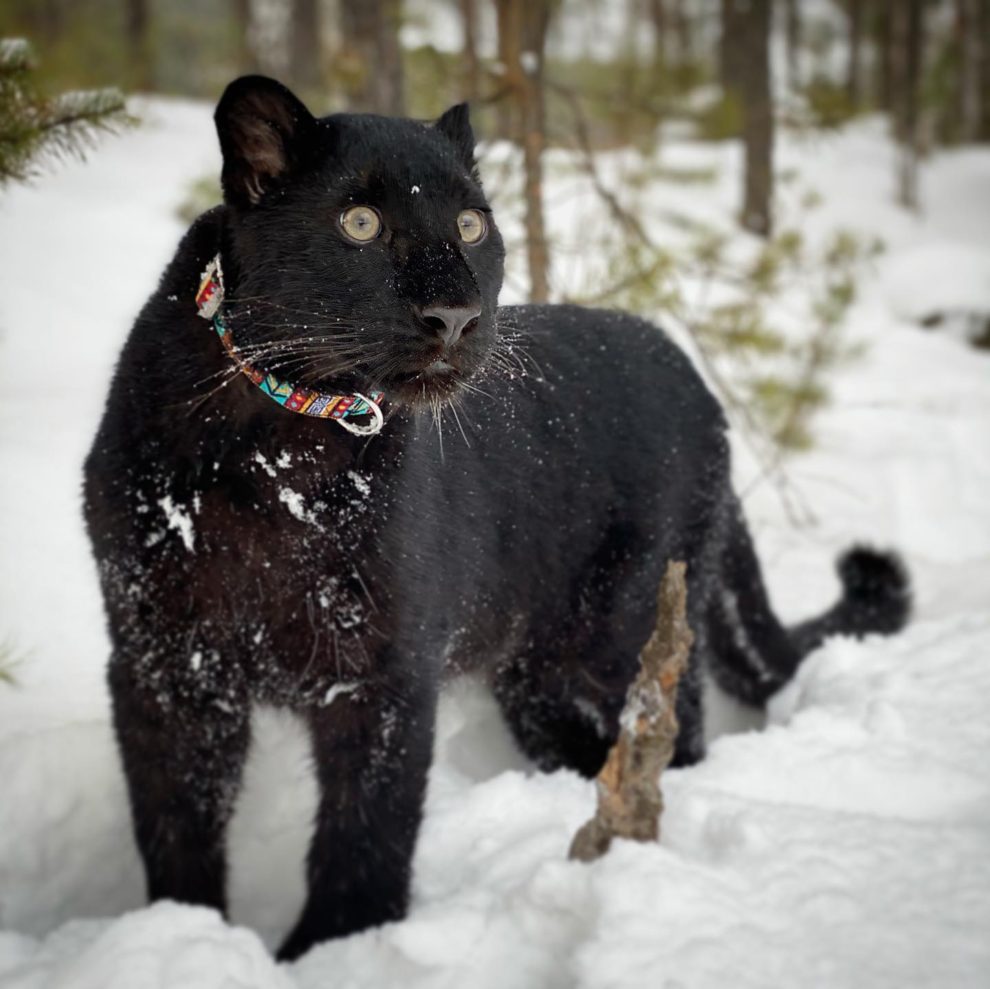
[893,0,924,210]
[720,0,774,232]
[231,0,259,74]
[670,0,693,63]
[846,0,863,107]
[781,0,801,91]
[289,0,322,95]
[738,0,774,236]
[981,0,990,139]
[873,0,895,111]
[495,0,554,302]
[21,0,67,50]
[719,0,744,99]
[339,0,405,115]
[459,0,482,102]
[125,0,153,91]
[649,0,667,78]
[957,0,984,141]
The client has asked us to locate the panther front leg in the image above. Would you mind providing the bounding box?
[109,652,251,912]
[277,660,438,961]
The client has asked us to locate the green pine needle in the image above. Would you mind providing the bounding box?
[0,37,136,187]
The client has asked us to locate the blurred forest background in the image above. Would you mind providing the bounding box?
[1,0,989,469]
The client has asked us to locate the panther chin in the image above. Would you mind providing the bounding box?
[383,359,470,408]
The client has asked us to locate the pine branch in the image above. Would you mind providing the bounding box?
[0,38,134,186]
[0,37,33,75]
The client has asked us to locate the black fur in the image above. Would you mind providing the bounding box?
[83,77,910,961]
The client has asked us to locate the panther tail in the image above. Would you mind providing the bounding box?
[705,500,911,706]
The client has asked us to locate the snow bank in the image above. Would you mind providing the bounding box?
[1,100,989,988]
[881,242,990,324]
[0,903,291,989]
[3,620,989,989]
[880,241,990,345]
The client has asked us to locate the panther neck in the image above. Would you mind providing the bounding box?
[195,255,385,436]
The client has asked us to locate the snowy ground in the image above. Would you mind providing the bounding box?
[1,97,989,988]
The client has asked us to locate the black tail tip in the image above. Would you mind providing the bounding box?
[836,546,911,637]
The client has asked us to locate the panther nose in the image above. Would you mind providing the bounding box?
[419,304,481,348]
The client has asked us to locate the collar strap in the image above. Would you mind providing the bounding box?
[194,255,384,436]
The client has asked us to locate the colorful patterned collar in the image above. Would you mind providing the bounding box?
[195,255,384,436]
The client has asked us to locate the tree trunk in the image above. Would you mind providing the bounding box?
[671,0,692,63]
[782,0,801,91]
[981,0,990,140]
[459,0,481,102]
[289,0,322,96]
[650,0,667,78]
[874,0,894,111]
[381,0,405,115]
[231,0,259,74]
[957,0,983,141]
[494,1,514,139]
[739,0,774,237]
[125,0,153,91]
[339,0,405,115]
[25,1,65,49]
[719,0,744,97]
[495,0,552,303]
[893,0,924,211]
[847,0,863,108]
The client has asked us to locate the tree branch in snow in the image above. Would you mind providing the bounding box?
[569,560,693,862]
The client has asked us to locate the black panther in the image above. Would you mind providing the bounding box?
[83,76,909,960]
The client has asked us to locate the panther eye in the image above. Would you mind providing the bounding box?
[340,205,382,243]
[457,209,487,244]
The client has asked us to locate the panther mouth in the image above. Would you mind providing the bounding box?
[385,360,464,407]
[287,358,464,410]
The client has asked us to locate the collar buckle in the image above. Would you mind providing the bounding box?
[195,255,224,319]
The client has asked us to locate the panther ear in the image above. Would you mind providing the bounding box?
[434,103,476,170]
[215,75,317,207]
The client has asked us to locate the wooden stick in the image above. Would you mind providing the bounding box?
[568,560,693,862]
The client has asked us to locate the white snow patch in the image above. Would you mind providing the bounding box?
[320,682,361,708]
[347,471,371,497]
[278,487,321,528]
[156,495,195,552]
[0,902,293,989]
[144,529,165,548]
[254,452,278,478]
[881,241,990,324]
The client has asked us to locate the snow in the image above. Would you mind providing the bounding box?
[157,494,196,552]
[347,470,372,498]
[320,682,360,708]
[254,452,279,477]
[0,902,294,989]
[880,241,990,344]
[277,487,320,528]
[1,96,989,988]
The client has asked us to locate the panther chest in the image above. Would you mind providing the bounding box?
[123,449,389,692]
